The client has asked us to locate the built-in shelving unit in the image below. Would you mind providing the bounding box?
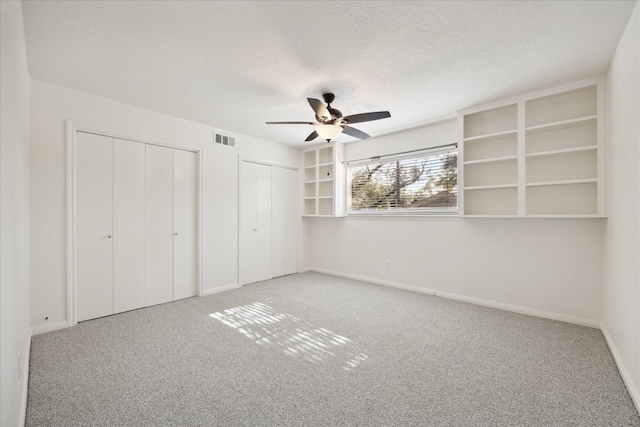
[459,79,603,217]
[302,144,344,217]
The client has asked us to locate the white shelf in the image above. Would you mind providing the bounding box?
[460,80,602,217]
[463,129,518,142]
[526,145,597,158]
[463,215,520,218]
[464,155,518,165]
[525,214,601,218]
[525,115,597,132]
[464,184,518,191]
[526,178,597,187]
[302,145,344,217]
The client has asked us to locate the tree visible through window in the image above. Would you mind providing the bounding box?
[347,148,457,214]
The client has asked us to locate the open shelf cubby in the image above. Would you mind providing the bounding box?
[464,104,517,140]
[464,132,518,162]
[525,85,597,128]
[464,187,518,216]
[526,149,596,183]
[464,158,517,188]
[526,118,597,154]
[526,182,597,216]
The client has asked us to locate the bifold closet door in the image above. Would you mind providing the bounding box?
[283,168,298,275]
[240,161,272,285]
[173,149,198,300]
[77,132,114,322]
[272,167,299,277]
[145,145,174,306]
[113,139,146,313]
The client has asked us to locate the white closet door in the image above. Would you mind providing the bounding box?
[173,149,198,300]
[77,132,114,322]
[113,138,146,313]
[241,161,259,285]
[283,168,299,275]
[240,161,272,285]
[145,145,174,306]
[271,167,287,278]
[255,163,273,282]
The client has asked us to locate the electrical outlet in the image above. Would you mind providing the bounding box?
[386,260,392,270]
[17,351,22,380]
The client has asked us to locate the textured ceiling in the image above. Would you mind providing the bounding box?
[22,1,637,147]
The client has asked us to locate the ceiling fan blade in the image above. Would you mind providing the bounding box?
[305,131,319,142]
[265,121,316,125]
[341,126,370,140]
[307,98,332,122]
[342,111,391,124]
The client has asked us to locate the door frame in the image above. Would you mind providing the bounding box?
[237,156,300,286]
[66,120,203,326]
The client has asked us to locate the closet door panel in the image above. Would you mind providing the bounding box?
[173,150,198,300]
[113,138,146,313]
[284,168,299,275]
[240,161,259,285]
[271,167,287,278]
[255,163,272,282]
[77,132,114,322]
[145,145,174,306]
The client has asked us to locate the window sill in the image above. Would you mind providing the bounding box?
[344,214,460,221]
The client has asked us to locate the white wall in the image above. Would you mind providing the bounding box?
[305,119,604,325]
[603,2,640,411]
[1,2,32,426]
[29,79,301,328]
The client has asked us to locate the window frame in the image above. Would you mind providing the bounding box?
[345,145,458,217]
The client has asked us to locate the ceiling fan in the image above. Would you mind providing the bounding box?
[266,93,391,142]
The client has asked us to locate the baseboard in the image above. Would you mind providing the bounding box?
[31,320,70,336]
[19,335,31,427]
[601,324,640,415]
[201,283,240,296]
[308,268,600,329]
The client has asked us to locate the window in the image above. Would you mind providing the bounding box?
[346,146,457,215]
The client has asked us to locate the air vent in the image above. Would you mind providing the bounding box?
[214,132,235,147]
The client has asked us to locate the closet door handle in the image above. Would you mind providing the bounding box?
[174,232,179,236]
[106,234,112,239]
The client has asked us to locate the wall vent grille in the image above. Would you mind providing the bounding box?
[214,132,235,147]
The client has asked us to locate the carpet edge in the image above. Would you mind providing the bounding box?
[601,324,640,416]
[309,267,600,328]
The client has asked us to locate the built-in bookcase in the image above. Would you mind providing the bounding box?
[302,144,344,217]
[459,79,603,217]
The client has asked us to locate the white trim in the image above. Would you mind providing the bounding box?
[66,121,77,326]
[309,268,600,328]
[201,283,241,296]
[66,120,204,326]
[19,335,31,427]
[601,324,640,415]
[31,320,70,336]
[197,149,204,297]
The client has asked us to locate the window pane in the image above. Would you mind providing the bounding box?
[348,151,457,214]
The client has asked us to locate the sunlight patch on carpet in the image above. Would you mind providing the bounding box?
[210,302,368,370]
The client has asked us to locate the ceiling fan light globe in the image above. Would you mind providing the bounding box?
[315,124,342,142]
